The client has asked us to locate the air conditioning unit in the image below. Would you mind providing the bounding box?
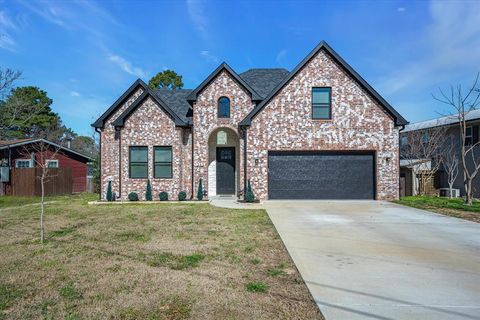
[439,188,460,198]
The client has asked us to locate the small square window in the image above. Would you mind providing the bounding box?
[46,160,59,168]
[312,87,331,120]
[15,159,32,168]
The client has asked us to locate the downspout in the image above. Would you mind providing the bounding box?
[243,126,248,199]
[117,128,122,200]
[95,128,102,201]
[191,125,194,199]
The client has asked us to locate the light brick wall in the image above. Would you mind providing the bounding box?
[119,97,191,200]
[247,50,399,200]
[100,87,144,199]
[192,70,254,198]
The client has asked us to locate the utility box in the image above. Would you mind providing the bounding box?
[0,167,9,182]
[439,188,460,198]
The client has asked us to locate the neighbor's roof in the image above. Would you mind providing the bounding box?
[0,138,94,162]
[402,109,480,133]
[400,159,431,167]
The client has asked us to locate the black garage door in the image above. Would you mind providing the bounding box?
[268,151,375,199]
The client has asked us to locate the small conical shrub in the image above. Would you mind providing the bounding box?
[145,179,152,201]
[245,180,255,203]
[197,178,203,200]
[106,181,113,201]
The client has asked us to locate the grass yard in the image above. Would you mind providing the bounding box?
[0,194,322,319]
[394,196,480,223]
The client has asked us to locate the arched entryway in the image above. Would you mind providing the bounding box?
[207,127,240,196]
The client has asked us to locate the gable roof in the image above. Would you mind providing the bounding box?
[239,41,408,127]
[155,88,193,123]
[111,85,189,128]
[0,138,94,162]
[239,68,290,98]
[92,79,189,129]
[186,62,263,102]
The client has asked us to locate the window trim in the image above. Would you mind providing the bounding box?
[154,146,173,179]
[15,159,33,168]
[129,146,148,179]
[45,160,59,168]
[217,96,231,119]
[311,87,332,120]
[465,126,473,146]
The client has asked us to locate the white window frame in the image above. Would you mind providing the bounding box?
[46,160,59,168]
[15,159,33,168]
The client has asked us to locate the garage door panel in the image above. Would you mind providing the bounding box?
[268,152,375,199]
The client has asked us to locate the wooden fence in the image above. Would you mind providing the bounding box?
[10,168,73,196]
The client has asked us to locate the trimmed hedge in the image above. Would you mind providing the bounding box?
[159,191,168,201]
[178,191,187,201]
[128,192,139,201]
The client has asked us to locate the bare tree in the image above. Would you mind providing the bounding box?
[20,140,60,243]
[442,135,460,198]
[0,67,21,98]
[401,125,446,195]
[435,74,480,205]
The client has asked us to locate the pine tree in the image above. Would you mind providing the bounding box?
[106,181,113,201]
[145,179,152,201]
[245,180,255,202]
[197,178,203,200]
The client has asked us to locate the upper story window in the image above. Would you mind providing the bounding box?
[465,126,473,146]
[129,146,148,179]
[218,96,230,118]
[312,87,331,120]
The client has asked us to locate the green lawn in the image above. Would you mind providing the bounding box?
[394,196,480,223]
[0,194,96,209]
[0,194,322,319]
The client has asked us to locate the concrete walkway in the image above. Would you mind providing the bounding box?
[264,200,480,320]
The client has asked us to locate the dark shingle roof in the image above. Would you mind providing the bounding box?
[239,68,290,98]
[155,89,193,122]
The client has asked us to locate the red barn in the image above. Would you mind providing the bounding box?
[0,139,93,196]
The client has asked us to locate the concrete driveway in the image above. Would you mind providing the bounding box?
[264,200,480,320]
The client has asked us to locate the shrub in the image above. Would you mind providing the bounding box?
[178,191,187,201]
[128,192,139,201]
[145,179,152,201]
[159,191,168,201]
[245,180,255,202]
[106,181,113,201]
[197,179,203,201]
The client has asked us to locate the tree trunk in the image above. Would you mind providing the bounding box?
[465,178,473,205]
[448,182,453,199]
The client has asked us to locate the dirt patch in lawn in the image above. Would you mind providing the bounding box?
[0,194,323,319]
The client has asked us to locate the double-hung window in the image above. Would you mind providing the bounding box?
[129,146,148,178]
[154,146,172,178]
[312,87,331,120]
[465,126,473,146]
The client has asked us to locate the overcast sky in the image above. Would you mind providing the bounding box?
[1,0,479,135]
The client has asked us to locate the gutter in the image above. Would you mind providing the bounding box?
[95,128,102,201]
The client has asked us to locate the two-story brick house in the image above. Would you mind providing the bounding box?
[92,41,407,201]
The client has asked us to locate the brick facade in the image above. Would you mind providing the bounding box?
[247,50,399,200]
[97,44,402,201]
